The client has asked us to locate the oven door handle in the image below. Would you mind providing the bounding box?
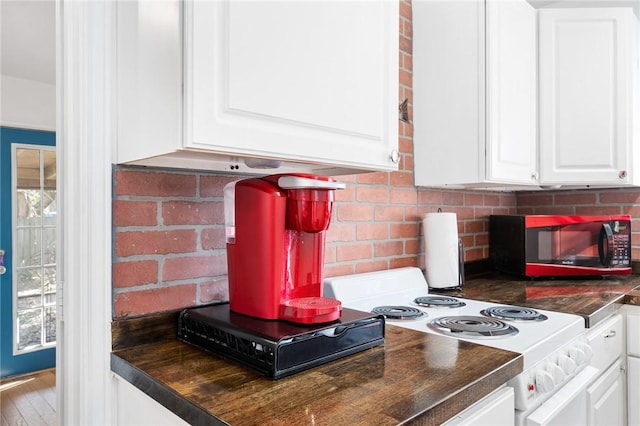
[598,223,614,267]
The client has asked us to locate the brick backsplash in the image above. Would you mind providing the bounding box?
[112,165,640,319]
[111,0,640,318]
[112,166,516,318]
[112,169,237,318]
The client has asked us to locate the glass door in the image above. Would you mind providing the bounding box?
[1,127,56,378]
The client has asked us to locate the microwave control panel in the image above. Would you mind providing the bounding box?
[611,222,631,265]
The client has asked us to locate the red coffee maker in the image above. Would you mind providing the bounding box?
[224,173,345,324]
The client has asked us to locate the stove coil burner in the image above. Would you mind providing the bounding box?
[413,296,466,309]
[371,306,426,321]
[480,306,548,322]
[428,316,519,339]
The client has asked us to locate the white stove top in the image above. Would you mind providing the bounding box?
[324,267,585,370]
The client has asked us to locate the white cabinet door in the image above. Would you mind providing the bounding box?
[485,0,537,184]
[185,1,399,173]
[112,375,189,426]
[413,0,482,187]
[587,360,625,426]
[629,356,640,426]
[442,386,514,426]
[413,0,536,189]
[627,305,640,356]
[539,8,636,186]
[587,313,623,373]
[117,1,398,175]
[627,305,640,426]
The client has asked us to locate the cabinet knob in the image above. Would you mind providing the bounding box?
[390,149,399,164]
[618,170,627,179]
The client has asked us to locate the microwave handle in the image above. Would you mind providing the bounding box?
[458,238,465,289]
[598,223,614,267]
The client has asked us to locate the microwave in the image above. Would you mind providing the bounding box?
[490,215,632,277]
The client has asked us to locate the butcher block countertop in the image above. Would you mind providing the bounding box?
[433,273,640,328]
[111,312,522,426]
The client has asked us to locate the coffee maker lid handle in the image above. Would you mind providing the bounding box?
[277,176,346,190]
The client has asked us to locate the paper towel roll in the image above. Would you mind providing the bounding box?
[423,212,459,289]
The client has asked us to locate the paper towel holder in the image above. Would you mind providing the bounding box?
[424,209,464,291]
[432,237,464,291]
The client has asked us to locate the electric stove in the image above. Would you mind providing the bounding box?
[324,267,584,371]
[324,267,593,419]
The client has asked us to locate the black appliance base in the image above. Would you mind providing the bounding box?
[177,303,385,379]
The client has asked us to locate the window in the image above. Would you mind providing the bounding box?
[13,145,57,353]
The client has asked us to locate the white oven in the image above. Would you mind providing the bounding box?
[518,311,624,426]
[324,267,594,426]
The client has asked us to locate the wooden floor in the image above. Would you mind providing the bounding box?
[0,369,56,426]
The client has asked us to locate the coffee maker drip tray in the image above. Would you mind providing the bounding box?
[279,296,342,324]
[177,303,385,379]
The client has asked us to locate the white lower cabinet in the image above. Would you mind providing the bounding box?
[584,312,626,426]
[629,356,640,426]
[587,313,624,373]
[626,305,640,426]
[587,359,625,426]
[628,305,640,356]
[112,374,189,426]
[442,386,514,426]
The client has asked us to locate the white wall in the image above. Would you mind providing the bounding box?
[1,74,55,131]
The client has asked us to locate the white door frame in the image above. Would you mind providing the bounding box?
[57,0,114,423]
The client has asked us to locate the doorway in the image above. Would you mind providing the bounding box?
[1,127,57,378]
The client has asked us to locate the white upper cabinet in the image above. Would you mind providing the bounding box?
[413,0,537,189]
[539,7,638,186]
[116,1,399,175]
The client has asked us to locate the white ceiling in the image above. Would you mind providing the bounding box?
[1,0,56,85]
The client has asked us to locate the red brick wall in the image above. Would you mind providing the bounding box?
[111,0,640,318]
[112,171,236,318]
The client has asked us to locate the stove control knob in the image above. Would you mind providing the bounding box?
[535,369,555,393]
[558,354,577,375]
[569,346,587,366]
[546,362,566,384]
[575,342,593,363]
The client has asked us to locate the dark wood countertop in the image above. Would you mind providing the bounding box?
[625,288,640,306]
[111,315,522,426]
[433,273,640,327]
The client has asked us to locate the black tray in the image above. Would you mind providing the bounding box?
[177,302,385,379]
